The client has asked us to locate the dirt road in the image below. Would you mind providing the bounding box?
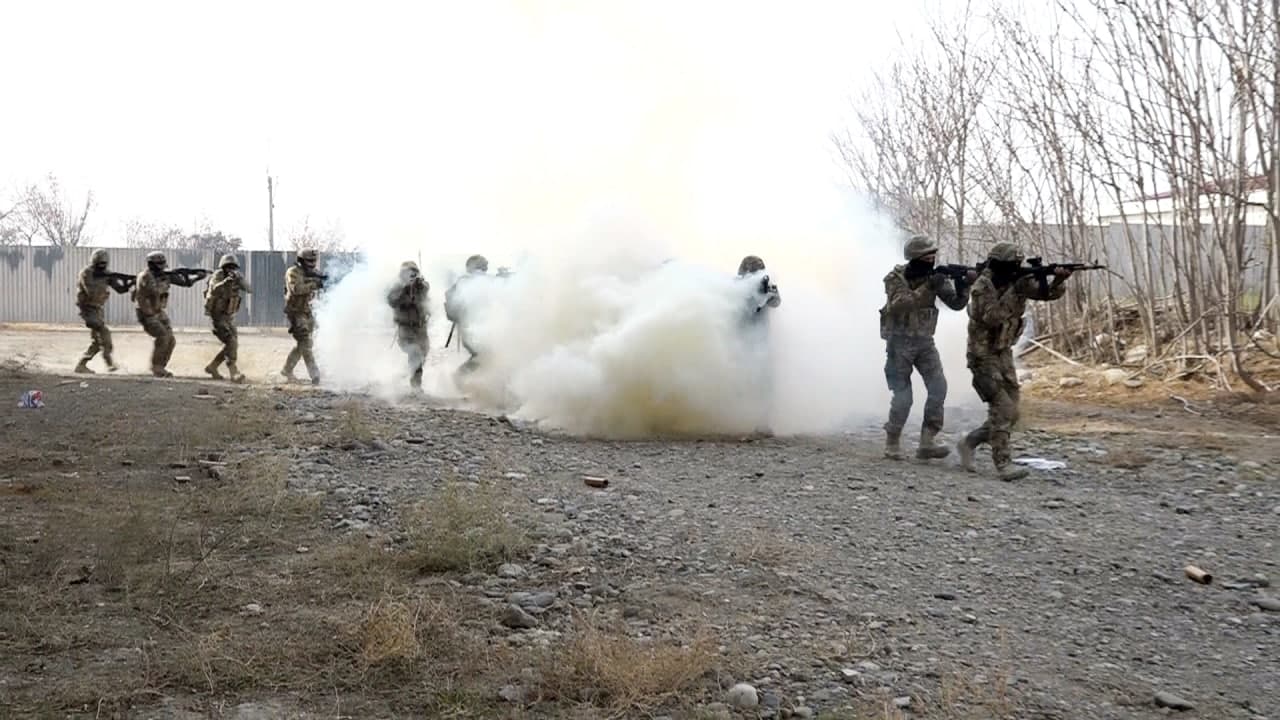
[1,340,1277,718]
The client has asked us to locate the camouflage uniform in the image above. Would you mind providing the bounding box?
[959,242,1070,480]
[282,249,322,384]
[387,261,430,389]
[204,254,251,382]
[879,236,970,460]
[133,252,180,377]
[74,249,127,373]
[444,254,488,377]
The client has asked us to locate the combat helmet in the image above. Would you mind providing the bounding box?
[465,254,489,273]
[219,254,239,269]
[297,248,318,263]
[987,242,1024,263]
[91,249,110,266]
[400,260,420,279]
[904,235,938,261]
[146,251,167,266]
[737,255,766,276]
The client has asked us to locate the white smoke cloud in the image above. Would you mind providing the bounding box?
[306,3,980,437]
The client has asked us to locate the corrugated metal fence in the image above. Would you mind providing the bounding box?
[0,246,347,328]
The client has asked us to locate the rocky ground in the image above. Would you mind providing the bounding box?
[1,352,1278,718]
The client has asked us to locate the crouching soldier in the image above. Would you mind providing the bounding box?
[387,261,430,390]
[74,249,132,373]
[204,254,251,382]
[958,242,1073,480]
[879,235,972,460]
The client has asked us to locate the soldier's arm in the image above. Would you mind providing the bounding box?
[766,285,781,308]
[209,272,237,295]
[286,268,318,297]
[1016,274,1069,301]
[883,273,933,314]
[935,276,969,311]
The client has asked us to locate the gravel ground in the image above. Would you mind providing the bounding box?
[274,390,1279,719]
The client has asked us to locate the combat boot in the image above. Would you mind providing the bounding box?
[74,358,94,374]
[884,432,904,461]
[957,434,977,473]
[227,364,245,384]
[916,429,951,460]
[105,356,118,372]
[204,361,224,380]
[995,463,1029,482]
[152,367,173,378]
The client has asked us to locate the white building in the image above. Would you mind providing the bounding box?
[1096,177,1270,227]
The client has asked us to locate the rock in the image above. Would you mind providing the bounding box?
[1249,596,1280,612]
[1123,378,1145,389]
[231,702,286,720]
[1102,368,1129,386]
[792,707,815,719]
[1058,376,1084,388]
[699,703,732,720]
[1124,344,1149,364]
[498,684,526,703]
[1153,691,1194,711]
[497,563,526,579]
[933,592,957,600]
[894,696,912,709]
[501,604,539,629]
[727,683,759,709]
[241,603,264,616]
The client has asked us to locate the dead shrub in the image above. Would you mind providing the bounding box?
[359,597,421,667]
[539,611,719,712]
[1103,448,1153,469]
[405,481,529,573]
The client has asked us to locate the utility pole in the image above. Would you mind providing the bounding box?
[267,174,276,252]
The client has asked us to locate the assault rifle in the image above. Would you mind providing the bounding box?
[445,323,456,348]
[163,267,212,286]
[304,267,330,288]
[96,269,136,293]
[934,257,1106,294]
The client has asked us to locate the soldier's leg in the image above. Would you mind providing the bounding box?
[915,342,950,459]
[991,352,1027,480]
[409,335,427,389]
[298,316,319,383]
[99,323,116,370]
[882,341,914,459]
[154,315,176,376]
[282,315,302,378]
[77,308,101,372]
[959,356,998,471]
[206,320,227,378]
[224,322,242,380]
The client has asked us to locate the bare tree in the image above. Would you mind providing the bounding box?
[20,174,93,247]
[124,218,242,254]
[288,217,350,254]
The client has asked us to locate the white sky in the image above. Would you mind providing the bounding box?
[0,0,935,252]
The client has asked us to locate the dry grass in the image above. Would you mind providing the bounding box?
[537,611,720,712]
[404,480,531,574]
[1102,447,1154,469]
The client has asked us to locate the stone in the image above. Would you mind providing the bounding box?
[1102,368,1129,386]
[792,708,815,719]
[1058,376,1084,388]
[497,563,526,579]
[894,696,912,709]
[241,603,264,616]
[727,683,759,709]
[1124,344,1149,364]
[1249,596,1280,612]
[501,604,539,629]
[700,703,733,720]
[1153,691,1194,711]
[498,684,526,703]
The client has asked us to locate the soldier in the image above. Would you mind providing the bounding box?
[737,255,782,320]
[958,242,1073,480]
[386,260,430,390]
[74,249,132,373]
[281,248,324,384]
[879,235,972,460]
[444,254,489,377]
[134,251,203,377]
[203,253,252,382]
